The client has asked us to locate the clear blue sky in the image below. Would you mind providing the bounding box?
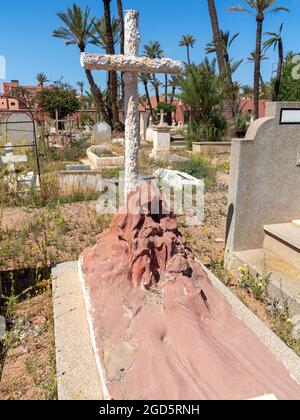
[0,0,299,93]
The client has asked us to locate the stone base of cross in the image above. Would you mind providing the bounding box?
[81,9,182,196]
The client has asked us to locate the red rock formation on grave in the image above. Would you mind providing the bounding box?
[80,183,300,400]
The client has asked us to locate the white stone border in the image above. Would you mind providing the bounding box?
[200,261,300,385]
[87,146,125,170]
[78,258,111,400]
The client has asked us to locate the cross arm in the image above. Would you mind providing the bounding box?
[81,53,183,75]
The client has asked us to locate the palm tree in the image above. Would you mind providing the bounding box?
[53,4,109,124]
[76,81,85,96]
[207,0,234,134]
[36,73,48,87]
[144,42,164,102]
[91,16,120,124]
[206,30,240,76]
[229,1,289,120]
[247,50,269,98]
[139,74,154,116]
[207,0,226,73]
[169,75,179,105]
[241,84,254,98]
[179,35,196,65]
[144,41,164,105]
[150,78,163,107]
[92,16,120,50]
[102,0,121,130]
[264,23,284,101]
[284,50,296,64]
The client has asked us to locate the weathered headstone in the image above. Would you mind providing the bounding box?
[2,112,36,144]
[150,126,171,160]
[225,102,300,314]
[93,121,112,145]
[149,110,172,159]
[139,111,150,142]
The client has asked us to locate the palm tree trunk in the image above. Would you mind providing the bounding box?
[85,68,110,124]
[144,81,153,116]
[207,0,226,72]
[253,15,263,120]
[260,73,267,98]
[187,46,191,65]
[117,0,125,107]
[165,74,168,103]
[103,0,121,130]
[274,39,283,101]
[170,86,176,105]
[207,0,234,135]
[153,75,160,105]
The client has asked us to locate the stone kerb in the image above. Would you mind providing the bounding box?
[87,145,125,170]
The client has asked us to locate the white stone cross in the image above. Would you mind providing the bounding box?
[159,109,168,127]
[0,143,27,172]
[81,9,182,196]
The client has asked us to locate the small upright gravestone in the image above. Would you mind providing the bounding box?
[226,102,300,258]
[3,113,36,145]
[225,102,300,315]
[150,110,172,160]
[93,121,112,145]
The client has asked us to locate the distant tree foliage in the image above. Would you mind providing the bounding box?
[274,53,300,101]
[35,81,80,119]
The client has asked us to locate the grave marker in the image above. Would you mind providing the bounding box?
[2,112,36,144]
[93,121,112,145]
[81,9,182,195]
[225,102,300,315]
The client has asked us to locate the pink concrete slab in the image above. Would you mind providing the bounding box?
[81,183,300,400]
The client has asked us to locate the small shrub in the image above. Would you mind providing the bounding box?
[175,155,217,190]
[95,149,115,158]
[238,265,271,301]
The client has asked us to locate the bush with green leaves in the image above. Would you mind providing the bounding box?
[233,112,250,138]
[34,81,80,120]
[271,53,300,101]
[175,155,217,190]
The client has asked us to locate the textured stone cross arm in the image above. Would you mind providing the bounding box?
[81,53,182,75]
[81,9,183,196]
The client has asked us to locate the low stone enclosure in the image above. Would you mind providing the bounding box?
[87,145,125,170]
[59,168,102,195]
[53,184,300,401]
[226,102,300,315]
[193,141,232,154]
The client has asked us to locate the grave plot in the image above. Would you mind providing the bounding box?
[50,9,300,401]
